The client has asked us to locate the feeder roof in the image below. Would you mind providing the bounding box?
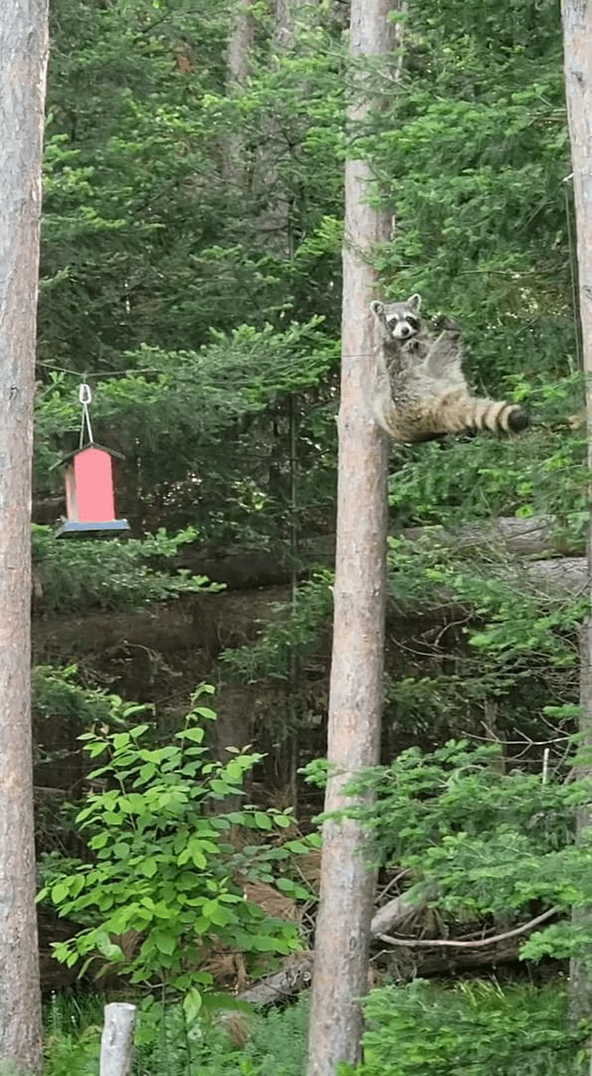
[50,442,125,471]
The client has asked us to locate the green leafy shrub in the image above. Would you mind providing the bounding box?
[33,664,128,728]
[44,992,310,1076]
[43,982,589,1076]
[349,980,587,1076]
[312,739,592,964]
[39,686,318,1012]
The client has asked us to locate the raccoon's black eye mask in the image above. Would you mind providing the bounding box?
[388,314,420,331]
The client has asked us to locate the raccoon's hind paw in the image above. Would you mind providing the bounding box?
[507,407,529,433]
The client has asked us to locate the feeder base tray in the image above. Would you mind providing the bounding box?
[55,519,130,538]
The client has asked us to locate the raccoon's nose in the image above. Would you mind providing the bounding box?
[400,326,410,338]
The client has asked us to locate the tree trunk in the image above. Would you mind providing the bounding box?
[274,0,297,51]
[561,0,592,1042]
[225,0,256,188]
[0,3,49,1072]
[306,3,398,1073]
[252,0,299,255]
[227,0,256,87]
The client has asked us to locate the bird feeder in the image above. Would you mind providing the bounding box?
[52,384,130,538]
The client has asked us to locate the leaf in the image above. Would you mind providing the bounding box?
[152,930,176,956]
[253,812,273,830]
[210,779,238,796]
[194,706,217,721]
[51,881,71,904]
[273,814,292,829]
[95,932,124,962]
[140,857,158,878]
[249,934,285,952]
[284,839,314,854]
[177,727,205,743]
[183,987,203,1026]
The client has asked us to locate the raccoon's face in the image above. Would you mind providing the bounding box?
[371,293,422,341]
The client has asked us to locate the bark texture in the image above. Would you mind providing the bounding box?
[0,3,48,1070]
[571,622,592,1027]
[225,0,256,187]
[306,4,398,1073]
[562,0,592,1036]
[227,0,256,86]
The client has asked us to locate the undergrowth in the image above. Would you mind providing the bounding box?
[43,979,589,1075]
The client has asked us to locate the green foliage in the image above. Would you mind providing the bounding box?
[33,664,132,728]
[220,572,333,682]
[324,739,592,965]
[389,421,585,532]
[44,991,311,1076]
[382,534,582,741]
[387,375,585,529]
[42,982,591,1076]
[38,0,344,548]
[136,994,309,1076]
[33,525,220,613]
[368,0,571,370]
[44,994,103,1076]
[350,980,587,1076]
[38,687,308,1000]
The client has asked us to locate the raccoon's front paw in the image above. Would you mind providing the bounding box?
[432,313,460,334]
[507,407,529,433]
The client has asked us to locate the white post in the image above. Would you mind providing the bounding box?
[100,1002,137,1076]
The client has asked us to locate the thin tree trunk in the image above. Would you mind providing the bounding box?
[0,2,49,1072]
[561,0,592,1042]
[253,0,298,254]
[225,0,256,188]
[306,3,399,1073]
[274,0,297,50]
[571,623,592,1030]
[227,0,256,86]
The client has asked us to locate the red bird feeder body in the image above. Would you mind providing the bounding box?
[54,443,130,538]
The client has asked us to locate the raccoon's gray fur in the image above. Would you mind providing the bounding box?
[369,294,529,444]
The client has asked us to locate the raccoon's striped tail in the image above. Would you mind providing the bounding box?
[470,398,529,435]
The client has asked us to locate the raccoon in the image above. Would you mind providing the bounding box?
[368,294,529,444]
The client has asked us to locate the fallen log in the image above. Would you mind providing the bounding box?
[175,515,581,591]
[236,898,559,1008]
[237,886,433,1006]
[401,515,577,559]
[238,952,315,1006]
[523,557,586,597]
[386,939,520,980]
[370,887,432,936]
[235,937,526,1008]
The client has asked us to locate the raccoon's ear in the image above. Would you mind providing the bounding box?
[370,300,384,317]
[408,293,422,312]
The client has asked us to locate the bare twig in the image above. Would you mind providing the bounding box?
[377,905,559,949]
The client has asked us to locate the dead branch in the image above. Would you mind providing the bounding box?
[377,905,559,949]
